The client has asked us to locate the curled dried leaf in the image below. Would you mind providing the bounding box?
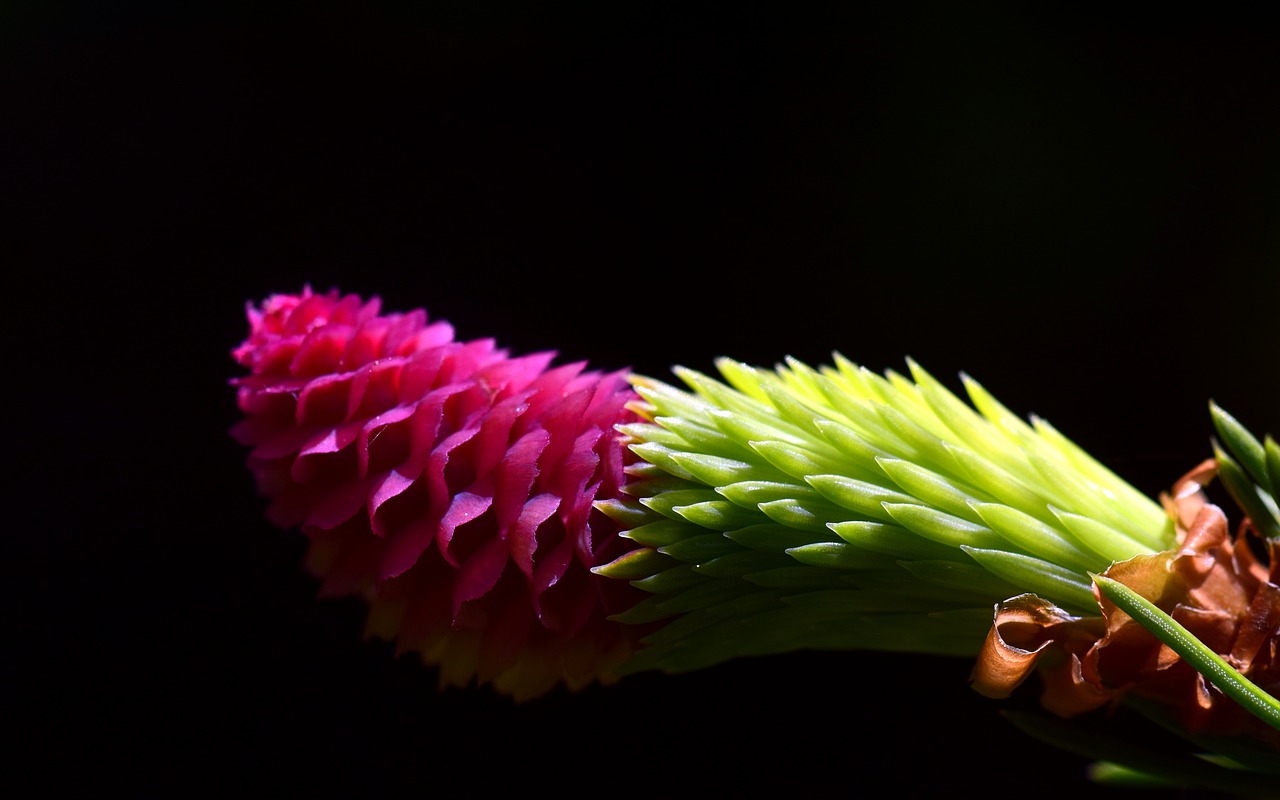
[972,460,1280,749]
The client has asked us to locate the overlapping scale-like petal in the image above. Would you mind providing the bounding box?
[231,286,650,700]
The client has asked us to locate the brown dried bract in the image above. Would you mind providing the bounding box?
[971,459,1280,747]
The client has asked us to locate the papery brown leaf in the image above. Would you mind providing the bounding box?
[971,593,1110,717]
[975,459,1280,750]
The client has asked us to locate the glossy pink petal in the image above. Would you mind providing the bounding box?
[230,286,653,700]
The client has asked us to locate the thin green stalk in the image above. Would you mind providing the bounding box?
[1091,573,1280,732]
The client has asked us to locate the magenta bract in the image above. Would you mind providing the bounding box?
[230,286,649,700]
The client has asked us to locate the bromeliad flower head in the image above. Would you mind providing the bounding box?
[229,286,652,700]
[230,286,1279,793]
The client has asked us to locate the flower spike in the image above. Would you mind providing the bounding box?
[232,287,1280,794]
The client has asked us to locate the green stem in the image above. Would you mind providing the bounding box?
[1091,573,1280,732]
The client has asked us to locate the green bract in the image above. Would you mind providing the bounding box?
[1210,401,1280,541]
[594,354,1177,676]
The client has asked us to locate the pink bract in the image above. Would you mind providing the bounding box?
[230,286,650,700]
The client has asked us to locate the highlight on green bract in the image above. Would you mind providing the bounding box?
[230,288,1279,798]
[597,354,1169,668]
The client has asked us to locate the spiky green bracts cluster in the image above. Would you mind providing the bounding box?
[594,354,1177,676]
[1211,401,1280,542]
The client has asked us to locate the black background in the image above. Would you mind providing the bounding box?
[8,3,1280,797]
